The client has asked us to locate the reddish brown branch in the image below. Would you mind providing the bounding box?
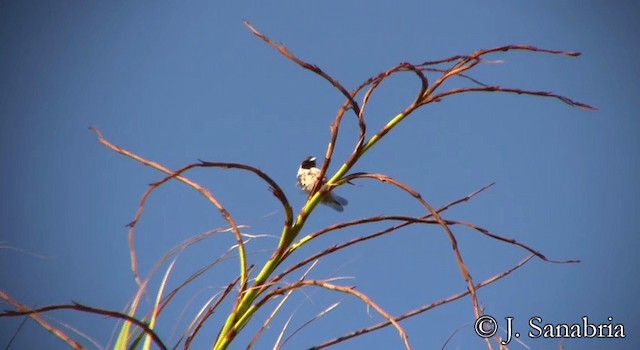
[343,172,483,320]
[0,300,167,350]
[275,211,577,293]
[257,279,411,350]
[417,45,581,67]
[423,67,491,87]
[243,21,361,118]
[195,160,293,225]
[427,86,596,110]
[0,290,84,349]
[310,255,535,349]
[156,246,249,318]
[276,184,495,288]
[443,219,580,264]
[183,275,240,349]
[89,128,249,291]
[244,21,368,204]
[292,213,571,271]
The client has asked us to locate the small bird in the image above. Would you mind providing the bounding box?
[297,156,348,212]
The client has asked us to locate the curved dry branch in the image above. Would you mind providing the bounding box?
[183,276,240,350]
[416,45,580,68]
[470,45,581,58]
[423,67,491,87]
[247,260,320,350]
[157,160,295,311]
[415,46,594,112]
[122,229,246,348]
[309,255,535,349]
[312,109,347,200]
[257,280,411,350]
[359,63,429,121]
[342,172,483,321]
[195,160,293,226]
[146,159,293,227]
[277,212,576,292]
[243,21,361,118]
[442,219,580,264]
[321,62,430,190]
[427,86,596,110]
[243,22,367,205]
[0,301,167,350]
[277,184,495,289]
[355,46,592,166]
[290,213,578,266]
[156,235,248,315]
[89,127,249,292]
[0,290,83,349]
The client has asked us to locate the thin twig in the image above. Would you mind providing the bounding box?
[309,255,535,349]
[258,280,411,350]
[0,300,166,350]
[89,127,250,292]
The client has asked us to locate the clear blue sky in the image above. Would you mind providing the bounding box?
[1,1,638,349]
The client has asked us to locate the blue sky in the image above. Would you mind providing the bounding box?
[1,1,638,349]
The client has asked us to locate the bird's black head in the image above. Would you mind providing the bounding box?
[300,156,317,169]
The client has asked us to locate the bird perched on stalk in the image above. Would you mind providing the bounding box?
[297,156,348,212]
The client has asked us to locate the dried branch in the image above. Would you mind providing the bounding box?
[248,260,320,349]
[278,301,342,349]
[0,290,84,349]
[309,255,535,349]
[0,299,166,350]
[340,172,483,322]
[276,212,576,295]
[196,160,293,227]
[244,21,366,220]
[257,279,411,350]
[244,21,361,118]
[426,86,595,110]
[183,276,240,349]
[89,127,249,291]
